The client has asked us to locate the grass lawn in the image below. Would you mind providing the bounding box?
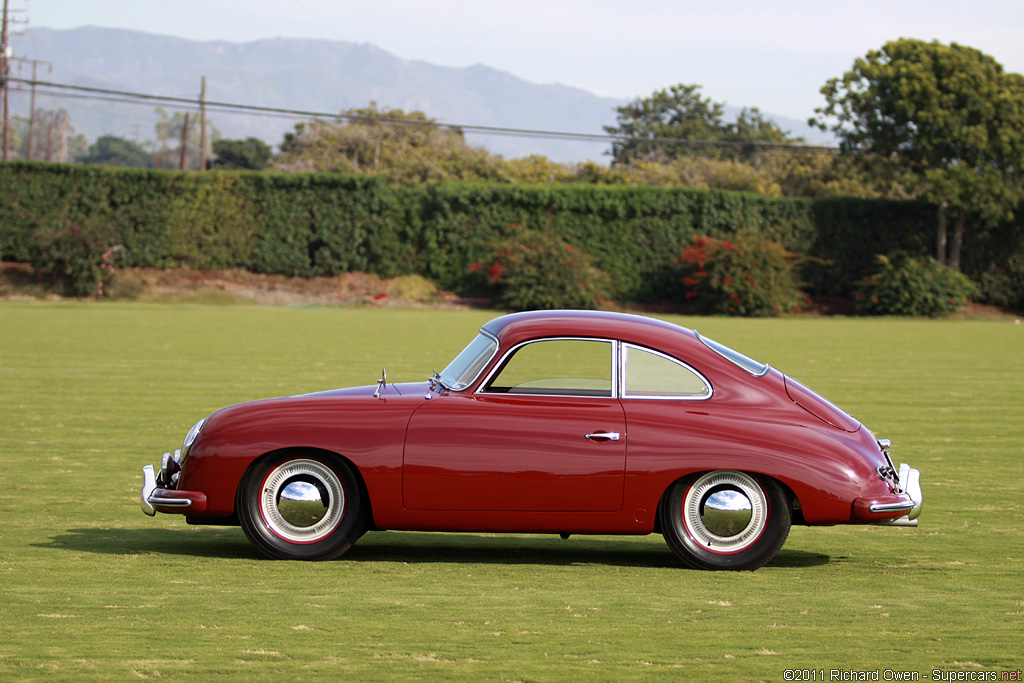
[1,302,1021,681]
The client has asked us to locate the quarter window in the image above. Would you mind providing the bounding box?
[484,339,613,397]
[622,344,711,399]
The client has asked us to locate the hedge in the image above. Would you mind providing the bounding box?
[2,161,1020,304]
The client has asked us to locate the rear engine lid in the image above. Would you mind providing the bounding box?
[784,375,862,433]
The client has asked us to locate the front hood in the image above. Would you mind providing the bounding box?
[291,381,428,400]
[784,375,861,433]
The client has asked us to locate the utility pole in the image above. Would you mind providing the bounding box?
[45,109,52,160]
[57,110,65,162]
[12,57,52,160]
[2,0,11,161]
[199,76,208,170]
[1,0,27,161]
[179,111,190,170]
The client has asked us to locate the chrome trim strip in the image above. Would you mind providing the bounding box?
[696,331,770,377]
[147,495,194,509]
[869,500,916,514]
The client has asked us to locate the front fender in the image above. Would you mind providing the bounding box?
[178,392,422,517]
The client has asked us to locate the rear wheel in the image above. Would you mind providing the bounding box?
[660,470,790,571]
[237,453,366,561]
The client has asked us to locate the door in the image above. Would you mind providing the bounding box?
[402,338,626,512]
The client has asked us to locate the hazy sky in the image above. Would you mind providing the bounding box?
[17,0,1024,121]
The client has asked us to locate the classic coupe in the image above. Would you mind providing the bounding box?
[141,310,922,570]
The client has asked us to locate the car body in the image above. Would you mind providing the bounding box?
[141,309,922,570]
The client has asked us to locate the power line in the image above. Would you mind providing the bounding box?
[4,76,839,154]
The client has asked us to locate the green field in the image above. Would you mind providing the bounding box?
[1,302,1022,681]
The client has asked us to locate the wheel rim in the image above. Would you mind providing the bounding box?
[259,459,346,544]
[681,471,768,554]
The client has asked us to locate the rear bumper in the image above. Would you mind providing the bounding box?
[141,464,207,516]
[853,463,923,526]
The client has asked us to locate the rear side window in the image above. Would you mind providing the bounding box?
[622,344,711,399]
[697,334,769,376]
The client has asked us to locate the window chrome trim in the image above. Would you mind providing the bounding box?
[442,330,500,392]
[696,332,770,377]
[476,336,619,399]
[619,343,713,401]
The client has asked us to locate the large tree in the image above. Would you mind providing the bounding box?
[79,134,154,168]
[812,39,1024,269]
[211,137,273,170]
[273,104,507,183]
[604,84,798,165]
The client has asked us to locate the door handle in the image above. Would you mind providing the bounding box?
[585,431,621,442]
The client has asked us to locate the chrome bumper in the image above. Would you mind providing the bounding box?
[141,463,206,515]
[882,463,923,527]
[141,464,157,515]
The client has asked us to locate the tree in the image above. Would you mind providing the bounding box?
[8,108,87,162]
[274,104,509,183]
[812,39,1024,269]
[604,84,799,165]
[153,108,220,170]
[211,137,273,170]
[78,135,154,168]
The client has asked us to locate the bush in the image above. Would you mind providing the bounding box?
[29,218,121,297]
[976,241,1024,310]
[854,252,978,317]
[675,231,807,316]
[473,227,611,310]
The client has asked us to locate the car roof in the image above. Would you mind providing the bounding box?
[481,310,698,350]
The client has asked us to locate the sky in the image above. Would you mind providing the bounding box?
[14,0,1024,122]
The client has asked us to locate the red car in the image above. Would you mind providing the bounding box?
[141,310,922,571]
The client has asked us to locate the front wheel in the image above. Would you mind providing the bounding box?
[660,471,790,571]
[237,453,366,561]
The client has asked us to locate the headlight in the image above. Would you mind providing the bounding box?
[180,418,206,462]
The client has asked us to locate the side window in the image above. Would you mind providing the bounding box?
[623,344,711,399]
[484,339,613,397]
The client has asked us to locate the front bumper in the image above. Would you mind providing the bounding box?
[853,462,923,526]
[140,463,207,516]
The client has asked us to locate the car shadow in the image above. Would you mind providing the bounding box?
[38,527,830,569]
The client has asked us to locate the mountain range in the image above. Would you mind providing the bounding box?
[9,27,831,163]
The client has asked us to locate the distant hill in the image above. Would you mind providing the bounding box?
[9,27,831,163]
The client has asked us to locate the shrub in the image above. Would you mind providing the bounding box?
[854,252,978,317]
[473,228,611,310]
[29,218,121,297]
[976,241,1024,310]
[675,231,806,316]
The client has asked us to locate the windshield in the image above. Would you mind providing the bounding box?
[439,332,498,390]
[697,333,769,377]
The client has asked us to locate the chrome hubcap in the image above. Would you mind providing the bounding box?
[682,471,766,553]
[260,459,345,543]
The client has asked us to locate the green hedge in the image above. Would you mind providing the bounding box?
[2,161,1019,304]
[415,183,822,300]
